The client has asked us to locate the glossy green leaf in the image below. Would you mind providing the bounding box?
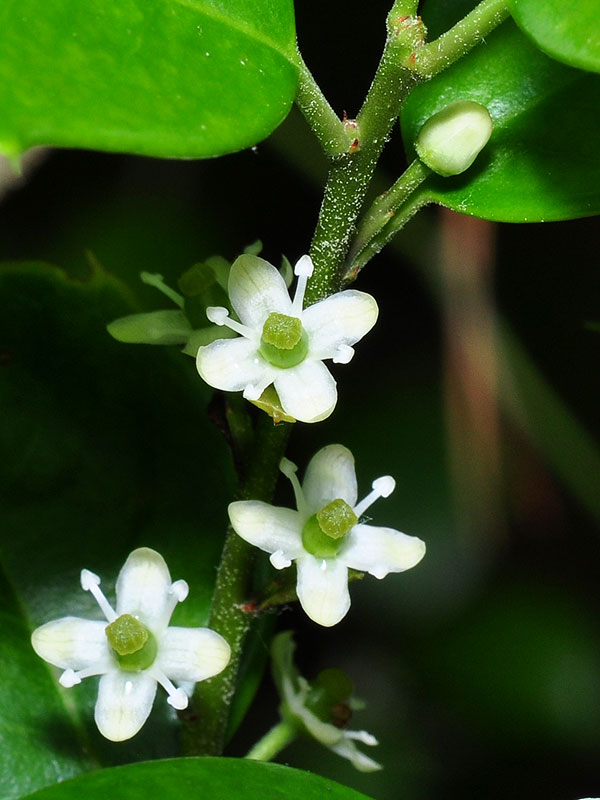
[507,0,600,73]
[0,262,235,791]
[401,20,600,221]
[21,758,373,800]
[0,0,297,159]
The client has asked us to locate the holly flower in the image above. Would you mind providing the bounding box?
[228,444,426,627]
[196,253,378,423]
[31,548,231,742]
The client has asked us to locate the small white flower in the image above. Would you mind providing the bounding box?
[228,444,426,627]
[31,547,231,742]
[196,254,378,423]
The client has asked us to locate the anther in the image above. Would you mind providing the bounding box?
[353,476,396,518]
[279,458,307,516]
[80,569,117,622]
[332,344,355,364]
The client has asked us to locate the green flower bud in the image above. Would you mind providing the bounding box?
[415,100,493,177]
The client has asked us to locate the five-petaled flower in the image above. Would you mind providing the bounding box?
[31,547,231,741]
[195,253,378,423]
[228,444,426,627]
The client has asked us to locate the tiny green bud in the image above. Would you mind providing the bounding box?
[259,312,309,369]
[415,100,493,177]
[316,499,358,540]
[105,613,158,672]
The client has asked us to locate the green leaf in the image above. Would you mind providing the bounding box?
[20,758,374,800]
[0,262,235,787]
[0,0,298,159]
[506,0,600,73]
[401,20,600,221]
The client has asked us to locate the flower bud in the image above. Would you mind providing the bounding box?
[415,100,493,177]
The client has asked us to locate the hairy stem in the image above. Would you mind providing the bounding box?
[245,720,298,761]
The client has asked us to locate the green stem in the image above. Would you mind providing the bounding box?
[293,50,353,159]
[246,720,298,761]
[414,0,510,78]
[305,1,425,304]
[347,159,431,271]
[182,415,292,756]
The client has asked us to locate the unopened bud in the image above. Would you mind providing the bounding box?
[415,100,493,177]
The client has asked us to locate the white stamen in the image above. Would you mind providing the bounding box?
[291,255,314,315]
[270,550,292,570]
[170,580,189,603]
[206,306,253,338]
[345,730,379,746]
[59,668,81,687]
[150,668,189,710]
[332,344,355,364]
[243,373,272,401]
[279,458,307,516]
[80,569,117,622]
[353,476,396,518]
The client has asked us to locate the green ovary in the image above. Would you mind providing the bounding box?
[301,499,358,558]
[105,613,158,672]
[259,312,309,369]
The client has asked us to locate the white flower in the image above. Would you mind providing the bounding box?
[228,444,426,627]
[31,547,231,742]
[272,631,381,772]
[196,254,378,423]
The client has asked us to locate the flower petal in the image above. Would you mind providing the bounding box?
[31,617,111,671]
[229,254,292,328]
[302,290,378,360]
[274,359,337,424]
[296,555,350,627]
[157,627,231,682]
[329,737,382,772]
[197,337,271,392]
[340,523,426,579]
[302,444,358,513]
[116,547,173,632]
[94,670,157,742]
[228,501,303,562]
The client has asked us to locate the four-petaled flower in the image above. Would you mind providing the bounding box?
[31,547,231,742]
[228,444,426,627]
[196,253,378,423]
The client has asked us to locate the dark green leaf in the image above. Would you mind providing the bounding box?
[506,0,600,73]
[0,0,297,159]
[401,21,600,221]
[21,758,374,800]
[0,262,235,786]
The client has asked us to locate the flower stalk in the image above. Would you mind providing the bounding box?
[246,720,298,762]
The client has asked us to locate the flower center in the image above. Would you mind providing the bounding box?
[105,613,158,672]
[301,498,358,558]
[259,312,309,369]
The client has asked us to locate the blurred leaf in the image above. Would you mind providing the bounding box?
[506,0,600,73]
[20,757,374,800]
[0,262,235,778]
[0,0,297,158]
[402,20,600,221]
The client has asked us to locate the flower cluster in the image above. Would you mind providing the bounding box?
[31,548,230,742]
[229,444,426,627]
[196,253,378,423]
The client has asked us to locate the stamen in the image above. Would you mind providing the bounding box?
[243,374,272,401]
[150,667,189,710]
[163,580,189,620]
[345,730,379,746]
[332,344,355,364]
[279,457,307,516]
[270,549,292,570]
[206,306,254,338]
[140,272,185,309]
[59,664,108,688]
[291,255,314,315]
[80,569,117,622]
[353,476,396,518]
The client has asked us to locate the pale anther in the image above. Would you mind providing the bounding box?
[170,580,189,602]
[270,549,292,570]
[332,345,355,364]
[206,306,253,338]
[59,668,80,688]
[80,569,117,622]
[291,255,314,315]
[353,476,396,518]
[279,457,307,516]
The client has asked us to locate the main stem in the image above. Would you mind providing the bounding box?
[183,415,291,755]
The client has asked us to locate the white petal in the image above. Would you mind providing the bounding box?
[302,444,358,513]
[228,501,303,562]
[229,254,292,328]
[197,337,271,392]
[340,523,426,579]
[94,670,157,742]
[296,556,350,627]
[329,738,382,772]
[274,359,337,424]
[302,290,378,360]
[116,548,173,632]
[31,617,112,671]
[157,627,231,682]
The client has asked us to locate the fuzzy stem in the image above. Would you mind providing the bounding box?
[182,415,291,756]
[246,720,298,761]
